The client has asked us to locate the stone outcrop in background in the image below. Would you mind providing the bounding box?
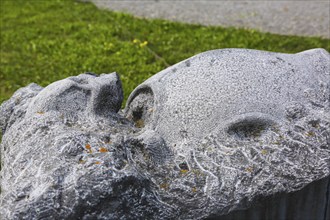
[0,49,329,219]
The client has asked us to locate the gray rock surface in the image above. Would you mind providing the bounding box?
[90,0,330,38]
[1,48,330,219]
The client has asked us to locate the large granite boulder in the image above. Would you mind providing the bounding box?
[0,48,329,219]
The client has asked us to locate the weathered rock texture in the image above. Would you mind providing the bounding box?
[1,49,329,219]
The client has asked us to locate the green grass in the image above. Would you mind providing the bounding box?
[1,0,329,106]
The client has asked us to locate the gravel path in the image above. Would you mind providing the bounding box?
[90,0,330,38]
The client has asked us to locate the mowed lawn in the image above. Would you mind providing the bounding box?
[1,0,329,105]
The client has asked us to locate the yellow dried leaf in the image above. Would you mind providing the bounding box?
[245,167,253,173]
[306,131,315,137]
[180,169,189,174]
[159,183,169,190]
[261,149,267,155]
